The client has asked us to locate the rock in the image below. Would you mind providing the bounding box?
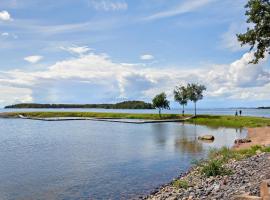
[144,153,270,200]
[198,135,215,141]
[234,138,252,144]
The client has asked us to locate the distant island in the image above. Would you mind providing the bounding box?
[5,101,154,109]
[257,107,270,109]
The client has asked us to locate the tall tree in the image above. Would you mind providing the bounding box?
[187,83,206,116]
[237,0,270,64]
[174,85,188,116]
[152,92,170,118]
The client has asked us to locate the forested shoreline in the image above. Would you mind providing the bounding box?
[4,101,154,109]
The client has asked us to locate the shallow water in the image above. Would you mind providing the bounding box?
[0,119,246,199]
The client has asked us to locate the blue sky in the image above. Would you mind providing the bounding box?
[0,0,269,108]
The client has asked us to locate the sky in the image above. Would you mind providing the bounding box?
[0,0,269,108]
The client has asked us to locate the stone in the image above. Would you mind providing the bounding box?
[198,135,215,141]
[234,138,252,144]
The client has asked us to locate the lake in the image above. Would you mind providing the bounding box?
[0,118,246,199]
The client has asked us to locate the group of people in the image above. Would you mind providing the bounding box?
[235,110,242,116]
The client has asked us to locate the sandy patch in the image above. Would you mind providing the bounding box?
[235,126,270,149]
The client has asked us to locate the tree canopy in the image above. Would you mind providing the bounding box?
[187,83,206,116]
[152,92,170,117]
[174,85,189,116]
[237,0,270,64]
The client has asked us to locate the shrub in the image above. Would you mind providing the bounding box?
[172,179,189,189]
[201,159,231,177]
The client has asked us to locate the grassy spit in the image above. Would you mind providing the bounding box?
[2,112,270,128]
[2,111,189,120]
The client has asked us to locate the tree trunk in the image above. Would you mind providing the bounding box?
[182,104,185,116]
[159,108,161,118]
[194,102,197,116]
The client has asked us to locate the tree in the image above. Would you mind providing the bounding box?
[152,92,170,118]
[187,83,206,116]
[174,85,188,116]
[237,0,270,64]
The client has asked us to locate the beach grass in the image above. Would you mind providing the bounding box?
[198,145,270,177]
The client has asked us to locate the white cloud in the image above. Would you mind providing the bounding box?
[0,51,269,106]
[60,45,92,55]
[140,54,154,61]
[1,32,18,39]
[1,32,9,36]
[24,55,43,64]
[221,23,249,52]
[88,0,128,11]
[144,0,214,21]
[0,85,32,105]
[0,10,12,21]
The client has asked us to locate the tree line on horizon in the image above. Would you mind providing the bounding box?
[4,101,154,110]
[152,83,206,117]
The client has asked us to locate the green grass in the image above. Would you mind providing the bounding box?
[200,145,270,177]
[187,115,270,128]
[201,159,232,177]
[4,111,188,120]
[172,179,189,189]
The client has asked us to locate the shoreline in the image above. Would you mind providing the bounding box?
[142,127,270,199]
[234,127,270,149]
[1,111,270,128]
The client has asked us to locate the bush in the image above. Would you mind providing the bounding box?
[201,159,231,177]
[172,179,189,189]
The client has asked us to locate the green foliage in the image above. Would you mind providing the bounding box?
[186,83,206,116]
[201,159,231,177]
[152,92,170,118]
[201,145,270,177]
[174,85,189,116]
[172,179,189,189]
[237,0,270,64]
[4,101,153,109]
[187,83,206,103]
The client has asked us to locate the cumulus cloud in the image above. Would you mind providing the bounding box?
[140,54,154,61]
[0,51,269,106]
[60,45,92,55]
[0,10,12,21]
[24,55,43,64]
[88,0,128,11]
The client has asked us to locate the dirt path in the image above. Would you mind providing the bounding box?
[235,126,270,149]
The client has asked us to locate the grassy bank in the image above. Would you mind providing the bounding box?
[187,115,270,128]
[173,145,270,189]
[2,111,186,120]
[2,112,270,128]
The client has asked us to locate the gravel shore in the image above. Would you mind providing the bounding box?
[143,152,270,200]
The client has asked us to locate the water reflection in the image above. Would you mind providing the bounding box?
[152,123,168,146]
[0,119,247,200]
[175,138,203,154]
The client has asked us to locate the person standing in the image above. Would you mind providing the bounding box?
[235,110,238,116]
[239,110,242,116]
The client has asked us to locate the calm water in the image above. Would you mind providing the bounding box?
[0,119,246,200]
[1,108,270,118]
